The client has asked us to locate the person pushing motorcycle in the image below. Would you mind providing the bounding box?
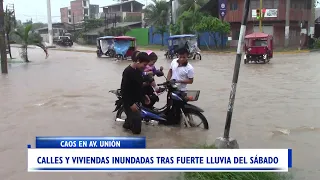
[121,51,150,134]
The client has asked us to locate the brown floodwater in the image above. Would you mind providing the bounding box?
[1,47,319,180]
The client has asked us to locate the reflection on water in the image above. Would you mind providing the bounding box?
[1,48,320,180]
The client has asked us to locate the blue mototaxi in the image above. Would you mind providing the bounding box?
[114,36,137,60]
[96,36,115,58]
[164,34,201,60]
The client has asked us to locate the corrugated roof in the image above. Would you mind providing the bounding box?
[83,21,142,36]
[102,0,144,8]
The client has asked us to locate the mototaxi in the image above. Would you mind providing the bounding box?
[165,34,201,60]
[244,32,273,64]
[114,36,136,60]
[96,36,115,58]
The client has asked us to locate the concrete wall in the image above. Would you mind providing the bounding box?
[71,0,84,23]
[125,28,149,46]
[60,7,69,23]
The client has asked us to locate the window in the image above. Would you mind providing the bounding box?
[83,0,87,7]
[230,0,238,10]
[68,10,71,15]
[68,18,71,23]
[84,9,89,15]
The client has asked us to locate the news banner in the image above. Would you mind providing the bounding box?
[28,136,292,172]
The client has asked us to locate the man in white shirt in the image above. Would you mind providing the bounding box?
[167,48,194,91]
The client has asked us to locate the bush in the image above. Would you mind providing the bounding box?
[314,38,320,49]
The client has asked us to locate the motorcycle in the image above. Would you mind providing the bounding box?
[109,80,209,129]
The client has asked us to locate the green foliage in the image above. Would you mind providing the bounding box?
[124,16,142,22]
[177,0,209,16]
[314,38,320,49]
[4,11,15,34]
[83,19,104,31]
[193,16,230,48]
[99,26,131,37]
[144,0,169,30]
[184,145,292,180]
[13,24,48,62]
[194,16,230,34]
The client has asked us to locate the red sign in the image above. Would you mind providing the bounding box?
[262,8,266,13]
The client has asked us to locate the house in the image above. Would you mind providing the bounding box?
[213,0,314,47]
[34,23,75,42]
[60,0,100,24]
[101,0,145,23]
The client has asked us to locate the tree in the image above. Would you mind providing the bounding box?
[177,0,208,15]
[0,0,8,73]
[13,24,48,62]
[144,0,169,26]
[83,19,103,31]
[144,0,169,45]
[194,16,230,48]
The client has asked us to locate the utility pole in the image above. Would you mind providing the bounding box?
[284,0,290,47]
[73,13,75,31]
[104,13,107,32]
[5,4,15,59]
[47,0,53,46]
[309,0,315,38]
[259,0,262,32]
[214,0,251,149]
[0,0,8,74]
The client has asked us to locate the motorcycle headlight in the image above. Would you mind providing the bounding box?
[172,84,177,89]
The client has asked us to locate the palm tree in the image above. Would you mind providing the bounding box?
[144,0,169,45]
[177,0,208,15]
[13,24,48,63]
[144,0,169,26]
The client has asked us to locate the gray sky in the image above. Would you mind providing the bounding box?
[3,0,147,23]
[3,0,320,23]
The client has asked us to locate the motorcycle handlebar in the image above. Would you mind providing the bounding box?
[157,79,176,87]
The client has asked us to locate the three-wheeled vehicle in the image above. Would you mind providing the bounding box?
[244,32,273,64]
[114,36,136,60]
[96,36,115,58]
[164,34,201,60]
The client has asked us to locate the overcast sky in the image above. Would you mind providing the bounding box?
[3,0,320,23]
[3,0,147,23]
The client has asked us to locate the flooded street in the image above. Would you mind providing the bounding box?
[1,47,319,180]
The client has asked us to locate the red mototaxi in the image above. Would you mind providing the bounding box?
[243,32,273,64]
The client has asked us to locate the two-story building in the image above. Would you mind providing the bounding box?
[224,0,313,47]
[60,0,100,24]
[101,0,144,23]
